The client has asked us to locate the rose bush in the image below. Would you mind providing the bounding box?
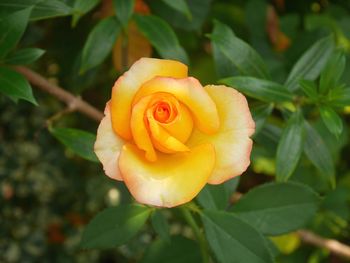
[94,58,255,207]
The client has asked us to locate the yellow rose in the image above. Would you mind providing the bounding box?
[94,58,255,207]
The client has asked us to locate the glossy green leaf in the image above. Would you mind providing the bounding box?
[162,0,192,20]
[141,235,202,263]
[251,103,274,136]
[81,17,121,72]
[231,182,321,235]
[80,204,151,249]
[303,121,335,182]
[319,51,346,94]
[202,210,273,263]
[276,110,304,182]
[285,36,334,92]
[327,87,350,107]
[49,127,98,162]
[319,106,343,137]
[299,79,318,100]
[151,210,170,242]
[197,177,239,210]
[210,20,269,79]
[220,76,294,103]
[113,0,135,27]
[0,8,31,58]
[0,66,37,104]
[3,48,45,65]
[30,0,73,20]
[134,15,189,64]
[72,0,100,26]
[0,0,38,17]
[212,40,237,78]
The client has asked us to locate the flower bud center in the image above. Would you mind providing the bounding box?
[154,103,171,123]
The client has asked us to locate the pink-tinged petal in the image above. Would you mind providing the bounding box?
[133,77,220,134]
[94,103,124,181]
[187,85,255,184]
[118,143,215,207]
[110,58,188,140]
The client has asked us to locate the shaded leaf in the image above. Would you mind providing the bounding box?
[151,210,170,242]
[0,8,31,58]
[141,235,202,263]
[3,48,45,65]
[319,106,343,137]
[276,110,304,181]
[0,66,37,104]
[49,127,98,162]
[327,87,350,108]
[251,103,274,136]
[134,14,189,64]
[80,204,151,249]
[113,0,135,27]
[0,0,38,17]
[220,76,294,103]
[197,177,239,210]
[72,0,100,26]
[210,20,269,79]
[231,182,321,235]
[30,0,73,20]
[162,0,191,19]
[202,210,273,263]
[299,79,318,100]
[285,36,334,92]
[81,16,121,72]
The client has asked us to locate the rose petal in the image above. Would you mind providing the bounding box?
[94,103,125,181]
[133,77,220,134]
[187,85,255,184]
[119,143,215,207]
[111,58,188,140]
[130,95,157,162]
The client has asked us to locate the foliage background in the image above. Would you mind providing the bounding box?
[1,0,350,262]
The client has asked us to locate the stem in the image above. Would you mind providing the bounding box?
[180,206,209,263]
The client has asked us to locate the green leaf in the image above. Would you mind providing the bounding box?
[251,103,273,136]
[327,87,350,107]
[141,235,202,263]
[303,121,335,184]
[299,79,318,100]
[134,14,189,64]
[319,106,343,137]
[30,0,73,20]
[0,66,37,104]
[80,16,121,72]
[220,76,294,103]
[113,0,135,27]
[197,177,239,210]
[49,127,98,162]
[202,210,274,263]
[0,8,31,58]
[276,110,304,182]
[72,0,100,26]
[151,210,170,242]
[3,48,45,65]
[0,0,38,17]
[319,51,346,94]
[80,204,151,249]
[285,36,334,92]
[162,0,192,20]
[210,20,269,79]
[231,182,321,235]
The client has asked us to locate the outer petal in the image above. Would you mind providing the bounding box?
[111,58,188,140]
[187,85,255,184]
[94,103,125,181]
[118,143,215,207]
[133,77,220,134]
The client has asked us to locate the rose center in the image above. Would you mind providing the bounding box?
[153,103,171,123]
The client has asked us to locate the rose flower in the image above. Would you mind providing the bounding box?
[94,58,255,207]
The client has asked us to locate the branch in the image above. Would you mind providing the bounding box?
[14,66,104,122]
[16,66,350,260]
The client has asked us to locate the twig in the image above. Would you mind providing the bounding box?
[298,230,350,259]
[15,66,350,260]
[14,66,104,122]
